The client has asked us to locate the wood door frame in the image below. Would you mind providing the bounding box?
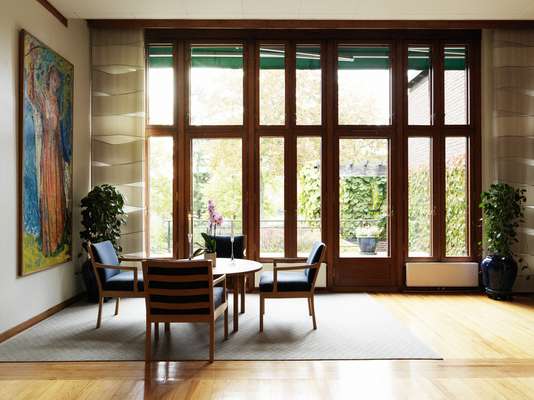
[143,29,482,291]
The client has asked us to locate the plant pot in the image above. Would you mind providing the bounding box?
[481,254,518,300]
[357,237,378,255]
[81,259,99,303]
[204,252,217,267]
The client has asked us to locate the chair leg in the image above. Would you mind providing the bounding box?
[224,308,228,340]
[240,275,246,314]
[114,297,120,316]
[259,295,264,332]
[96,296,103,329]
[145,321,152,362]
[209,320,215,363]
[165,322,170,333]
[310,295,317,330]
[154,322,159,341]
[308,297,312,316]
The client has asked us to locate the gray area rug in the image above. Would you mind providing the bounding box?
[0,293,439,361]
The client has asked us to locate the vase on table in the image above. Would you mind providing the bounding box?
[204,251,217,267]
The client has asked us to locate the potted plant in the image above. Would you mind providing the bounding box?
[79,184,127,302]
[355,225,381,255]
[480,183,526,300]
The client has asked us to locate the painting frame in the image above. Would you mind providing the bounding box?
[18,30,74,276]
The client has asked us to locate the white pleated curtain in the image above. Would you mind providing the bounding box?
[492,29,534,290]
[91,29,145,256]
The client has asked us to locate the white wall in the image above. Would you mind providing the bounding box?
[0,0,90,333]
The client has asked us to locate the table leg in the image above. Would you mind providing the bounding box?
[233,275,239,332]
[240,274,246,314]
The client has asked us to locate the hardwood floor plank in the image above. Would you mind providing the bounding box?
[0,294,533,399]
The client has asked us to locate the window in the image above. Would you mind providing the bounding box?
[339,138,389,257]
[337,46,391,125]
[296,45,321,125]
[444,46,468,125]
[259,45,285,125]
[260,137,284,257]
[148,45,174,125]
[297,137,322,256]
[191,139,243,244]
[189,45,244,125]
[407,46,432,125]
[408,137,432,257]
[148,137,173,256]
[445,137,468,256]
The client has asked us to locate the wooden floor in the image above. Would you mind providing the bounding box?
[1,293,534,399]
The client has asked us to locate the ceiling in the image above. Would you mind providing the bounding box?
[50,0,534,20]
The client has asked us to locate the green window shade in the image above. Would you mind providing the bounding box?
[296,46,321,70]
[148,45,173,68]
[338,46,391,70]
[260,46,285,70]
[190,46,243,69]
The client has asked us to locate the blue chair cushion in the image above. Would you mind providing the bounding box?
[104,271,144,291]
[207,235,245,259]
[150,287,225,315]
[91,241,121,283]
[259,271,311,292]
[305,241,325,285]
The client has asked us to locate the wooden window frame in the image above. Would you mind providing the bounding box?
[144,29,481,291]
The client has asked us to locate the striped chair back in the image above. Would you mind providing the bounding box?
[142,259,215,322]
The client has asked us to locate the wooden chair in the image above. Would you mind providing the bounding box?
[142,259,228,363]
[259,242,326,332]
[208,235,249,312]
[88,241,145,329]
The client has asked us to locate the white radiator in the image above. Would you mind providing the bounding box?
[254,262,327,288]
[406,262,479,287]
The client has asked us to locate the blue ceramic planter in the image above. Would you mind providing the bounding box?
[480,255,517,300]
[358,237,378,255]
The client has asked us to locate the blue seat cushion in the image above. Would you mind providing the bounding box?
[104,271,144,292]
[304,241,325,285]
[259,271,311,292]
[150,287,225,315]
[91,241,121,283]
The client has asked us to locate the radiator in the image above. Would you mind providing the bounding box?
[406,262,479,287]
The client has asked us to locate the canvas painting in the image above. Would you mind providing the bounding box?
[19,30,73,276]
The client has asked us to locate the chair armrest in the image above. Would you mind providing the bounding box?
[119,256,146,263]
[273,264,310,271]
[273,258,305,266]
[94,263,139,292]
[213,274,226,286]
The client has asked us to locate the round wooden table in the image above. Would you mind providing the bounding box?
[212,258,263,333]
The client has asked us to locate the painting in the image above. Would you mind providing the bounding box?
[19,30,73,276]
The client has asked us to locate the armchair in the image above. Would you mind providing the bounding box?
[88,241,145,329]
[259,241,326,332]
[142,259,228,362]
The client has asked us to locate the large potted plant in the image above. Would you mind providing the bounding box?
[355,225,381,255]
[480,183,526,300]
[80,184,127,302]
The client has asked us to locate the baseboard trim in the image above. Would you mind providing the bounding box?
[0,293,84,343]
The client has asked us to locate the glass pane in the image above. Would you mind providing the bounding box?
[297,137,321,256]
[446,137,468,256]
[337,46,391,125]
[339,139,389,257]
[149,137,173,257]
[190,45,243,125]
[260,45,285,125]
[148,45,174,125]
[296,45,321,125]
[408,137,432,257]
[260,137,284,257]
[407,47,431,125]
[192,139,243,245]
[444,46,468,125]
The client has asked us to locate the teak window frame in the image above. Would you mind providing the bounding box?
[144,29,481,291]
